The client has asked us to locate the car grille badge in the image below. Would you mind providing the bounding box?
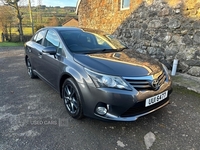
[151,79,160,90]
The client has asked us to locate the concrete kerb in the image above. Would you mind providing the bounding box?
[172,72,200,94]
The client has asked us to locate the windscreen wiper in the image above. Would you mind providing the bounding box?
[73,48,127,54]
[118,47,128,51]
[82,49,116,54]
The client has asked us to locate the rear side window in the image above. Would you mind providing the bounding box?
[34,30,46,45]
[33,33,38,41]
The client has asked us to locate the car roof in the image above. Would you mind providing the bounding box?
[40,27,108,35]
[43,26,82,31]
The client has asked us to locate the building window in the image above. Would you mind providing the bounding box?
[121,0,130,10]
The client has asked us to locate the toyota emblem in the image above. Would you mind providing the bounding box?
[151,79,160,90]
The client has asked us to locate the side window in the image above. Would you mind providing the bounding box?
[44,30,62,54]
[35,30,46,44]
[121,0,130,10]
[32,33,38,42]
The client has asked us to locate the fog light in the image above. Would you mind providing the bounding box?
[96,107,107,115]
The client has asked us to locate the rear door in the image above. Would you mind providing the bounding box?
[27,29,47,73]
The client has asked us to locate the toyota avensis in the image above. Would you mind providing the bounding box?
[24,27,172,121]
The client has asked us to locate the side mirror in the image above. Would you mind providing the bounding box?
[42,46,57,55]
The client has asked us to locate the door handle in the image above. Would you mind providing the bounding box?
[27,48,32,53]
[38,52,42,58]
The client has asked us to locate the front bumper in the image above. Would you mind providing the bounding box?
[79,80,172,121]
[95,99,170,121]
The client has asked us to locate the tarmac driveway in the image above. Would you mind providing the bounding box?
[0,47,200,150]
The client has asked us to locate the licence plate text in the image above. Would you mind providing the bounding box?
[145,91,168,107]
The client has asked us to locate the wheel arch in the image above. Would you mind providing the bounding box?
[59,72,83,98]
[59,66,85,98]
[25,55,29,66]
[59,73,72,98]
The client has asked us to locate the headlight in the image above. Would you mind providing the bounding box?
[85,68,131,90]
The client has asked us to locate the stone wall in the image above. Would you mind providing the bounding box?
[78,0,143,32]
[77,0,200,77]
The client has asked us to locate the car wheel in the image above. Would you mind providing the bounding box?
[27,58,37,79]
[62,78,83,119]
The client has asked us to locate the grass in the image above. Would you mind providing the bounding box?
[11,27,33,35]
[0,42,24,47]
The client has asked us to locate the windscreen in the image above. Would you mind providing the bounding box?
[59,30,126,53]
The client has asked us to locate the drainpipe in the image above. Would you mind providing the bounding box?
[171,59,179,76]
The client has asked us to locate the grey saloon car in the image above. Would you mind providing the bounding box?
[24,27,172,121]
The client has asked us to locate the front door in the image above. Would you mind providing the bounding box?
[38,29,63,89]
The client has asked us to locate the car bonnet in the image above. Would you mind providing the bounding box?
[73,49,163,77]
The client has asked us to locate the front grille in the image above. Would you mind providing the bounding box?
[125,79,151,89]
[124,71,166,91]
[157,71,166,86]
[121,97,169,117]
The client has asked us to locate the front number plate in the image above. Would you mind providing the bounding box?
[145,91,168,107]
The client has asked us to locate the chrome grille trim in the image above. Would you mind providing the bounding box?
[123,71,166,90]
[157,71,166,86]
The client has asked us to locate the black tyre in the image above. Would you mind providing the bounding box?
[62,78,83,119]
[27,58,37,79]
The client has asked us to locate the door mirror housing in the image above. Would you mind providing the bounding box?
[42,46,57,55]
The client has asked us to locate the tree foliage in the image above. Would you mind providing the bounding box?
[47,16,60,26]
[0,5,15,41]
[2,0,24,42]
[34,24,44,32]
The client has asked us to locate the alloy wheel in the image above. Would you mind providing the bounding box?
[27,59,32,76]
[62,78,83,119]
[64,84,79,114]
